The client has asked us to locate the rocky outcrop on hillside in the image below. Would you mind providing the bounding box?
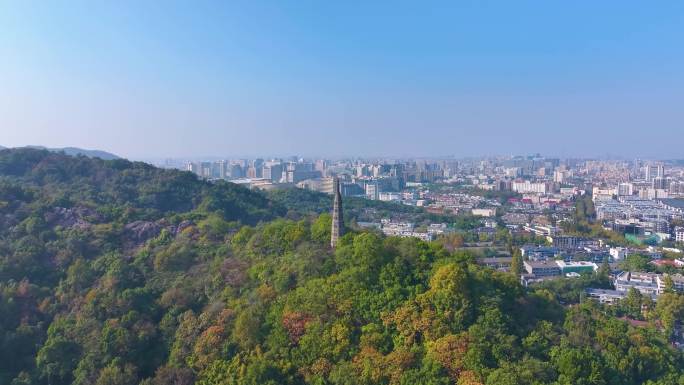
[124,220,163,243]
[44,206,103,229]
[123,219,195,249]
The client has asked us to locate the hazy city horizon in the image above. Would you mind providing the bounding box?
[0,143,682,164]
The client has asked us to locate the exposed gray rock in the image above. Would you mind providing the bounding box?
[176,220,194,234]
[124,221,162,243]
[44,206,102,229]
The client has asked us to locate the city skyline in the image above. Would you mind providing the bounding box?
[1,145,683,164]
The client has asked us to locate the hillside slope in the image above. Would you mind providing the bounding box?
[0,149,682,385]
[3,146,121,160]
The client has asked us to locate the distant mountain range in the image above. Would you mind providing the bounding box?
[0,145,120,160]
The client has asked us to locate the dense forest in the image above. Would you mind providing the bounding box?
[0,149,683,385]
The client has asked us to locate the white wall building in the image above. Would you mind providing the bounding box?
[676,227,684,243]
[618,183,634,196]
[472,208,497,217]
[512,181,552,194]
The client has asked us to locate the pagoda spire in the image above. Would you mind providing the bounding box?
[331,176,344,248]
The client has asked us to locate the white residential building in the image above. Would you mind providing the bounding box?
[675,227,684,243]
[618,183,634,196]
[472,208,497,217]
[614,271,684,296]
[512,181,552,194]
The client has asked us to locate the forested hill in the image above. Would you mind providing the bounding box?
[0,148,683,385]
[0,148,280,223]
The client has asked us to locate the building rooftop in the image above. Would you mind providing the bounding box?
[556,261,598,268]
[524,260,561,268]
[659,199,684,210]
[479,257,513,264]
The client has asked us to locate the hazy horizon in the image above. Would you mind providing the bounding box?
[1,1,683,159]
[2,144,681,163]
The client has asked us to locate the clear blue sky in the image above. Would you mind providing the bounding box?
[1,1,682,159]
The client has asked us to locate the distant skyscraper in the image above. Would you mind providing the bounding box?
[365,180,380,200]
[186,162,199,174]
[653,177,669,190]
[253,158,264,178]
[644,164,664,182]
[618,182,634,196]
[229,164,243,179]
[200,162,212,178]
[216,160,228,179]
[263,163,283,182]
[331,177,344,248]
[246,165,258,179]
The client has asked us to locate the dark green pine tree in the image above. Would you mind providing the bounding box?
[511,247,524,277]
